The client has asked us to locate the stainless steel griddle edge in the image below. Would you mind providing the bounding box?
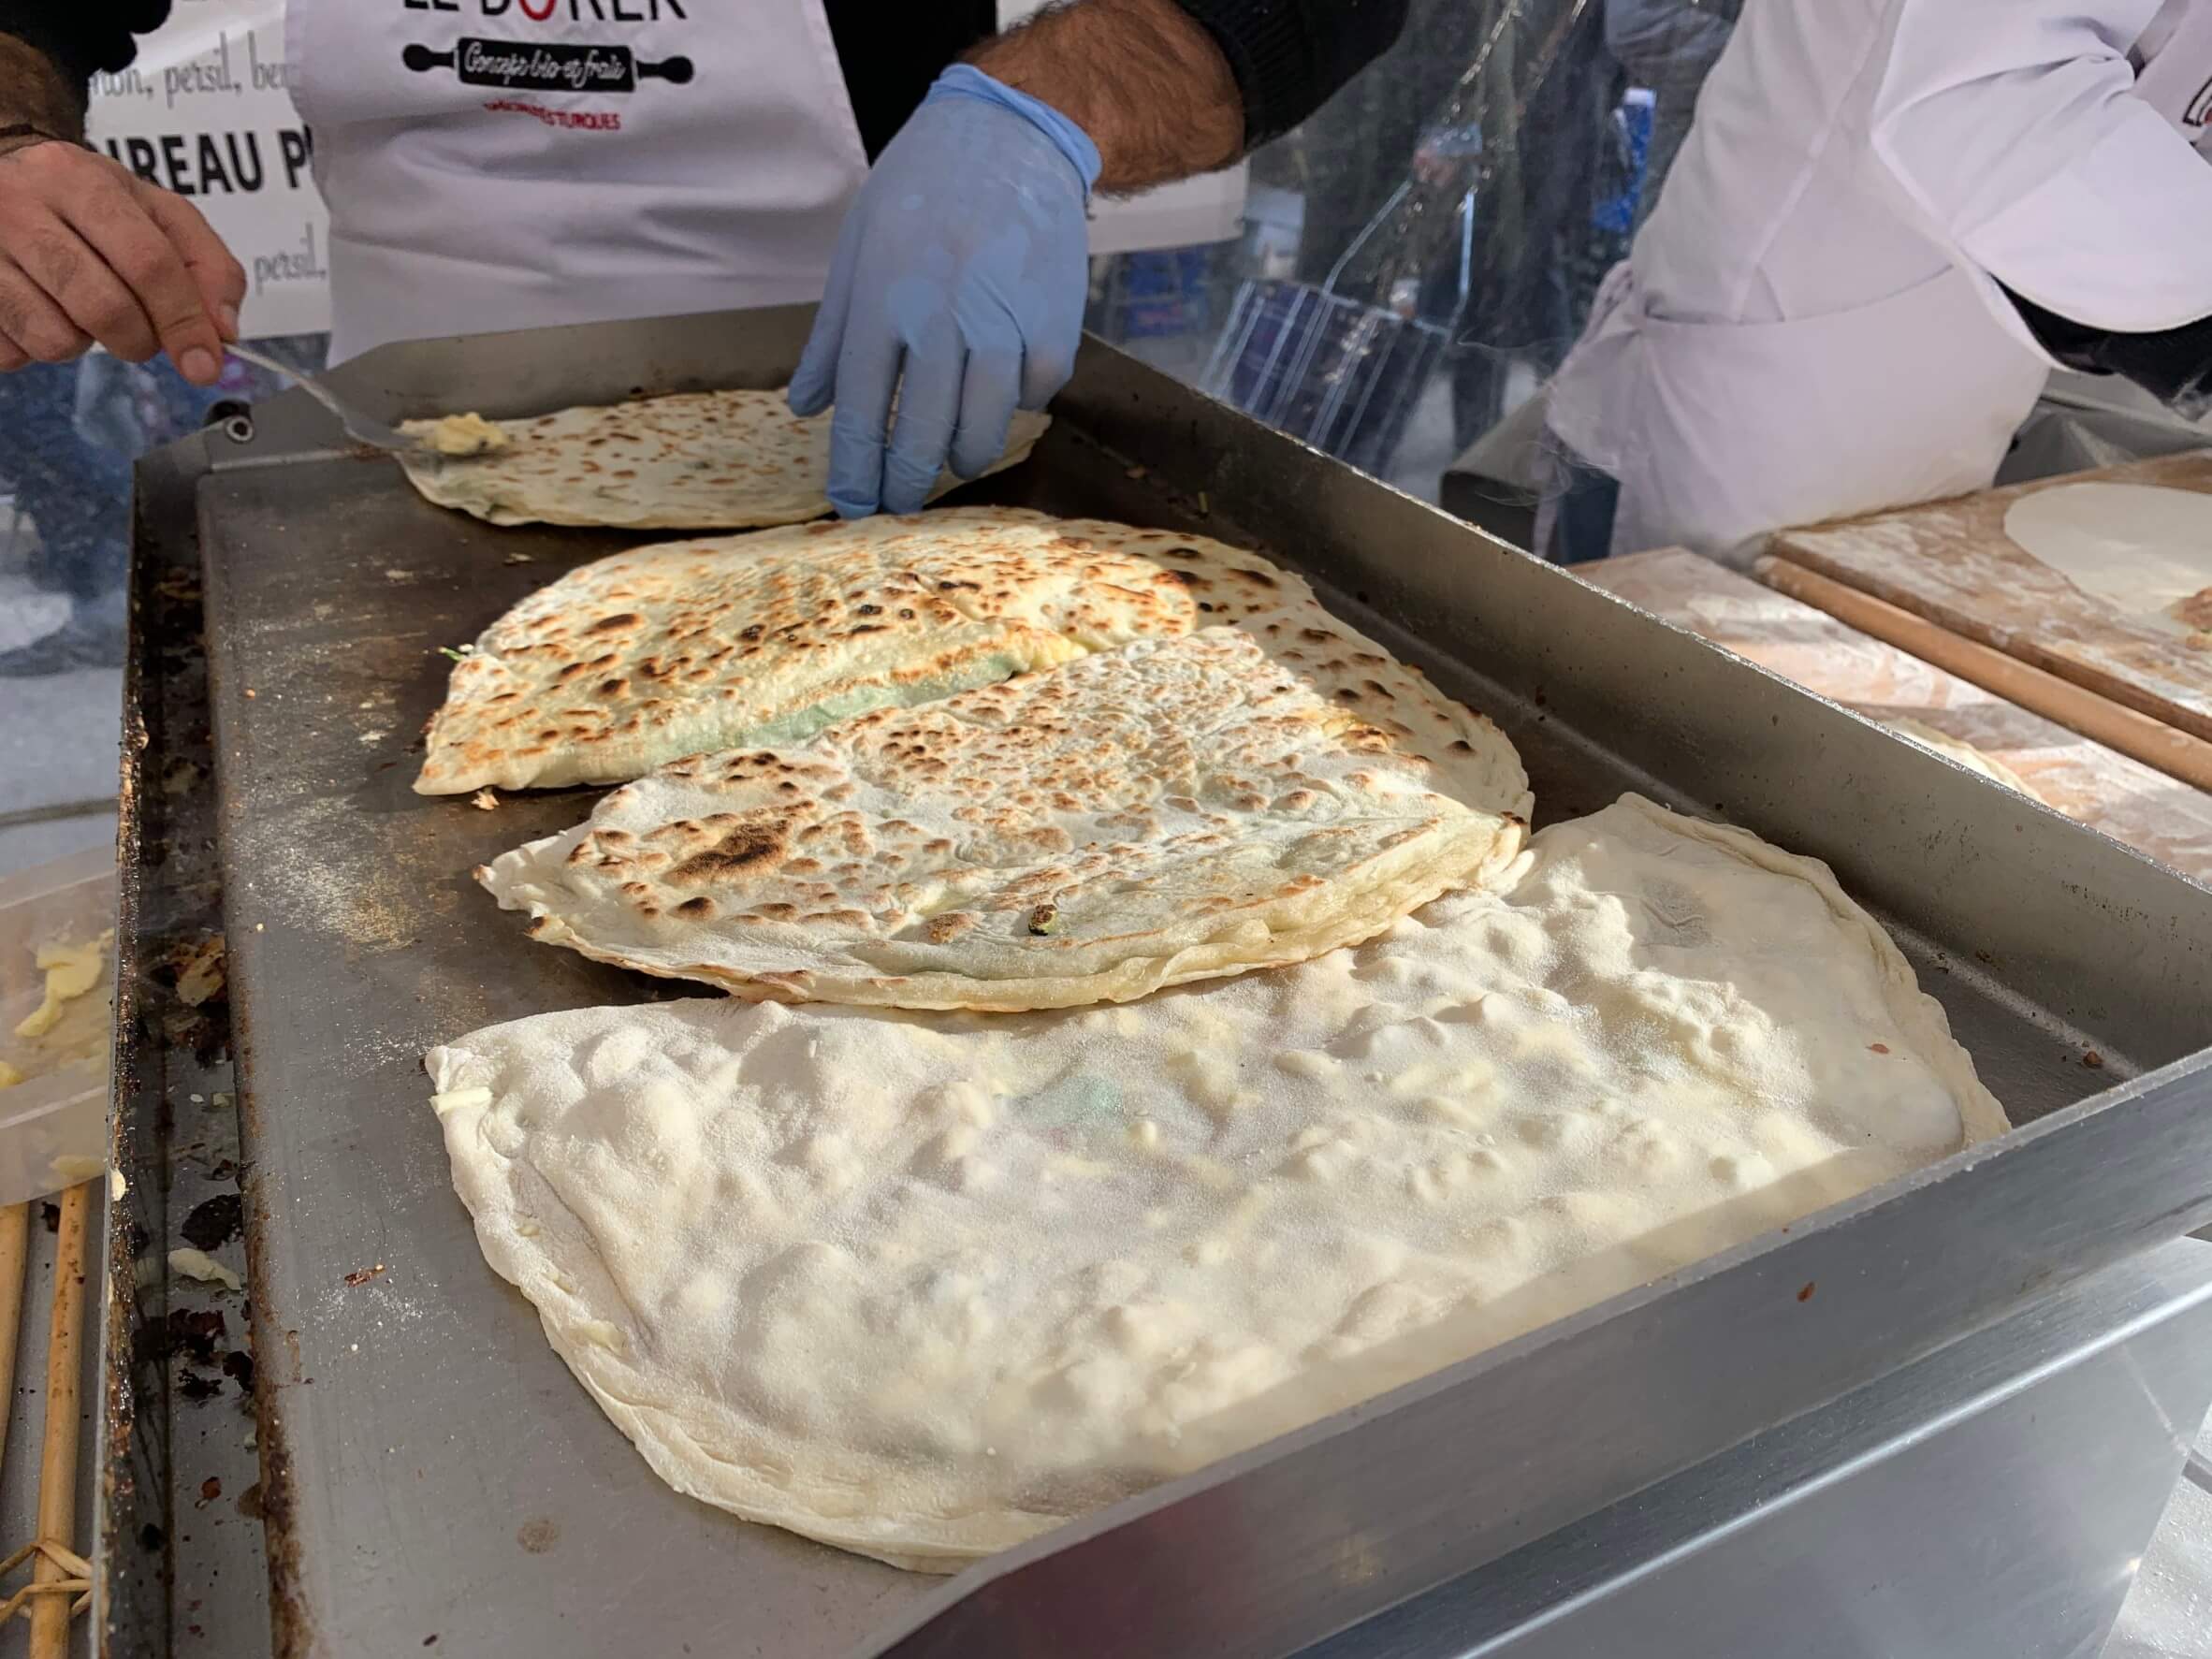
[137,305,2212,1657]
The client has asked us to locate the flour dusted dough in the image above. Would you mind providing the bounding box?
[1884,718,2040,800]
[2002,482,2212,637]
[429,795,2006,1570]
[397,389,1048,531]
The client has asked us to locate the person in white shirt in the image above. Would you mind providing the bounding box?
[1542,0,2212,566]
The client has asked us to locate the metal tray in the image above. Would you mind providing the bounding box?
[155,307,2212,1656]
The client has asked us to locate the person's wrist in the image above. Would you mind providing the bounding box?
[0,124,80,161]
[923,64,1102,198]
[0,34,91,146]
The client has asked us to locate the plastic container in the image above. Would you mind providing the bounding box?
[0,845,113,1204]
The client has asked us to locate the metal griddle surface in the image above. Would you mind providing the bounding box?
[196,313,2212,1658]
[201,473,944,1653]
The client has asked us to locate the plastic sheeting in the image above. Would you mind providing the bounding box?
[1095,0,1745,503]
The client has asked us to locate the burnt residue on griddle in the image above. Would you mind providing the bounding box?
[39,1202,58,1234]
[181,1194,243,1252]
[178,1372,222,1402]
[223,1350,255,1393]
[142,1307,227,1372]
[154,932,228,1010]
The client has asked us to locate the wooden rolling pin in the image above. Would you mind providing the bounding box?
[1757,555,2212,795]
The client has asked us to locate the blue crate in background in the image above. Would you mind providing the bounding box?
[1101,248,1218,342]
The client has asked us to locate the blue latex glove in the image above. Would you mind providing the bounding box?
[788,65,1099,517]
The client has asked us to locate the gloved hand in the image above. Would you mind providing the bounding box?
[789,65,1099,517]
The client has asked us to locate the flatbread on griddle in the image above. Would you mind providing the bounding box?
[416,510,1327,794]
[396,389,1049,531]
[476,626,1532,1011]
[429,795,2005,1569]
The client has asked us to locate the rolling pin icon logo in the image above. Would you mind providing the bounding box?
[401,39,694,94]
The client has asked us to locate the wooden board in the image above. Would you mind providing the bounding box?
[1581,548,2212,884]
[1767,451,2212,743]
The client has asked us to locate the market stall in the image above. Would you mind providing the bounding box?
[92,309,2212,1657]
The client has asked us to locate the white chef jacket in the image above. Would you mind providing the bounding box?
[1875,0,2212,340]
[1546,0,2212,563]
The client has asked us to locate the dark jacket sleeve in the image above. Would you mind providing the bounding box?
[1173,0,1410,146]
[0,1,168,92]
[2003,284,2212,419]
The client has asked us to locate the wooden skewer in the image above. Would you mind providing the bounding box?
[29,1183,92,1659]
[0,1203,29,1477]
[1757,556,2212,795]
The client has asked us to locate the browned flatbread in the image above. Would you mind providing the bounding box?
[417,510,1317,794]
[476,624,1532,1011]
[397,389,1047,530]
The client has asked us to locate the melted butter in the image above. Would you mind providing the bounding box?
[15,932,109,1041]
[168,1247,241,1291]
[423,412,512,457]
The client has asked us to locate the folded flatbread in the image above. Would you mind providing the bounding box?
[477,625,1533,1010]
[416,510,1316,794]
[396,389,1048,530]
[428,794,2009,1570]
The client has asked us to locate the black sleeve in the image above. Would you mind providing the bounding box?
[0,1,167,93]
[823,1,996,160]
[1173,0,1411,146]
[2002,284,2212,418]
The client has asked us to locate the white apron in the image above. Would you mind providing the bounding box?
[1552,262,2046,564]
[2135,0,2212,154]
[285,0,870,363]
[1547,0,2208,562]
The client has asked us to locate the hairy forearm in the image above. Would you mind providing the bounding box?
[0,33,88,145]
[968,0,1244,194]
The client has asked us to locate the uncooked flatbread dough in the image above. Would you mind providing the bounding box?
[478,626,1532,1011]
[2002,482,2212,639]
[1884,718,2039,800]
[429,794,2006,1570]
[397,389,1049,531]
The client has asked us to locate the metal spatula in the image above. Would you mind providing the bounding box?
[225,342,431,456]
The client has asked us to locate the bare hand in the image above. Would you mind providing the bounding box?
[0,139,246,386]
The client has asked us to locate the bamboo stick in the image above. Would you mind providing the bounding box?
[29,1183,92,1659]
[0,1203,29,1477]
